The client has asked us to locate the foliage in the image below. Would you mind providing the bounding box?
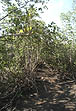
[0,0,76,110]
[60,1,76,76]
[0,0,76,82]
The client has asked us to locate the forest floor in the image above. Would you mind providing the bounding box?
[0,63,76,111]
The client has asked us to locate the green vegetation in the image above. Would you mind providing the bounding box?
[0,0,76,110]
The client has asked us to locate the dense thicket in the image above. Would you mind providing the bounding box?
[0,0,76,110]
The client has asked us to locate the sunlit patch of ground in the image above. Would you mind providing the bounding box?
[0,64,76,111]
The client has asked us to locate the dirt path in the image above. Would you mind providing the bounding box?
[9,71,76,111]
[1,64,76,111]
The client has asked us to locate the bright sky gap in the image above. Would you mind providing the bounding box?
[0,0,73,27]
[40,0,73,27]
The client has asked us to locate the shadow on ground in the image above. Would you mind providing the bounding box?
[0,64,76,111]
[9,79,76,111]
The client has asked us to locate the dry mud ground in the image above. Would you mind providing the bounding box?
[0,66,76,111]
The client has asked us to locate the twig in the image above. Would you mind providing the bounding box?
[0,33,29,38]
[58,80,75,85]
[0,85,17,100]
[0,86,19,111]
